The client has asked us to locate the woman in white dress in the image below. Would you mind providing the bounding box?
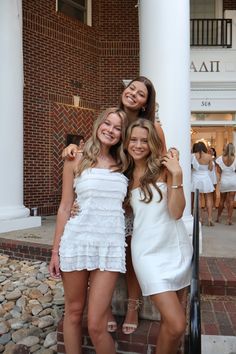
[124,119,193,354]
[49,107,128,354]
[191,142,215,226]
[215,143,236,225]
[209,147,218,208]
[62,76,168,335]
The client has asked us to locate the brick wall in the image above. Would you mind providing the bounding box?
[22,0,139,215]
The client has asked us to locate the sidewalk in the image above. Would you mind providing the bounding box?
[1,209,235,256]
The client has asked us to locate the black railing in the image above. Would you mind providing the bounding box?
[188,189,201,354]
[190,18,232,48]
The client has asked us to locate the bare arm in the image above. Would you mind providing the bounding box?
[161,152,185,220]
[216,163,222,181]
[206,154,213,171]
[154,122,167,154]
[49,158,78,277]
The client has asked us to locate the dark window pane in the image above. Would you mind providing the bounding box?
[58,0,86,22]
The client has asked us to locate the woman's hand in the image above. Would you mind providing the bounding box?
[167,147,179,161]
[161,152,182,177]
[48,252,61,279]
[62,144,81,160]
[70,200,80,217]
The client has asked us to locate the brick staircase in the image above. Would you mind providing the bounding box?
[57,257,236,354]
[200,257,236,337]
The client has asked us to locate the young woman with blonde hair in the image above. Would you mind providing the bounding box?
[49,107,128,354]
[124,119,192,354]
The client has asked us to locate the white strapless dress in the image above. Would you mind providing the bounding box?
[130,183,193,296]
[59,168,128,273]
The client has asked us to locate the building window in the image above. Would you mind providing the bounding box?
[56,0,92,26]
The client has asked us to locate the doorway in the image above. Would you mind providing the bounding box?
[190,124,236,208]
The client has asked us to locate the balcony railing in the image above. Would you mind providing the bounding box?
[190,18,232,48]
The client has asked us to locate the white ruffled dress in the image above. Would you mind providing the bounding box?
[59,168,128,273]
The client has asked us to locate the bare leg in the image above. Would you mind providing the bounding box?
[205,193,214,226]
[88,270,119,354]
[151,290,187,354]
[61,270,89,354]
[216,192,227,222]
[226,192,235,225]
[212,186,217,208]
[122,236,142,334]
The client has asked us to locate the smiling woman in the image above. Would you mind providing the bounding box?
[49,107,128,354]
[124,119,192,354]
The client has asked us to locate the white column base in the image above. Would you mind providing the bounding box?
[0,206,30,220]
[0,216,41,233]
[182,214,202,255]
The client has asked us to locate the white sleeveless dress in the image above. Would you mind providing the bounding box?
[59,168,128,273]
[130,182,193,296]
[215,156,236,192]
[191,154,215,193]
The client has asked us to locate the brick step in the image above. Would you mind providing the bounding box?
[201,294,236,336]
[57,316,185,354]
[200,257,236,296]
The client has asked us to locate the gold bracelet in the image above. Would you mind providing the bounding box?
[171,184,183,189]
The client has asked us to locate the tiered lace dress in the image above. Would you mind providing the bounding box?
[191,154,215,193]
[130,183,193,296]
[59,168,128,273]
[215,156,236,192]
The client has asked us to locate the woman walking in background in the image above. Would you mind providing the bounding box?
[215,143,236,225]
[209,147,218,209]
[191,141,215,225]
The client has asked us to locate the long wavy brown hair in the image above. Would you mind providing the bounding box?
[124,119,164,203]
[76,107,128,176]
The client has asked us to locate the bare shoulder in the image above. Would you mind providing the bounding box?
[154,121,167,153]
[154,121,163,132]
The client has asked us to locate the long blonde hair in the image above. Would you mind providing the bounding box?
[223,143,235,158]
[124,119,164,203]
[76,107,128,176]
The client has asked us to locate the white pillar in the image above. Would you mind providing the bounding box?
[139,0,195,239]
[0,0,41,232]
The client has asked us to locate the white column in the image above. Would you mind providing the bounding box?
[139,0,195,239]
[0,0,41,232]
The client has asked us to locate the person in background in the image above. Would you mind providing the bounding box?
[49,107,128,354]
[215,143,236,225]
[62,76,179,335]
[208,147,218,209]
[191,141,215,226]
[124,119,192,354]
[67,134,85,152]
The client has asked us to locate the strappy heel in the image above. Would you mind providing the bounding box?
[122,298,142,335]
[207,220,215,227]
